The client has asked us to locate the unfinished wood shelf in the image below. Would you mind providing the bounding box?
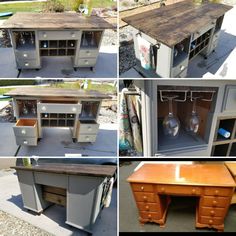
[41,113,75,127]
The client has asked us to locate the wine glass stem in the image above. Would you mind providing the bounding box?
[168,98,173,115]
[192,99,197,114]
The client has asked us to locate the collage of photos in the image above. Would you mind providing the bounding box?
[0,0,236,235]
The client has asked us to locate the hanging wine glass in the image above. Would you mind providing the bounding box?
[31,103,37,115]
[30,32,35,46]
[22,102,28,116]
[19,33,25,46]
[186,97,200,134]
[163,96,180,137]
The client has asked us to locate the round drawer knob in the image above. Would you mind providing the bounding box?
[215,190,219,195]
[23,140,28,145]
[72,107,77,112]
[71,33,75,38]
[88,126,92,131]
[25,63,29,67]
[23,54,28,58]
[209,219,213,224]
[192,189,196,194]
[180,65,185,71]
[143,196,147,201]
[212,200,217,206]
[141,186,144,191]
[86,51,91,56]
[84,60,89,65]
[210,210,215,216]
[43,33,47,38]
[41,106,46,111]
[160,187,165,193]
[145,205,149,210]
[86,136,90,141]
[148,214,152,219]
[21,130,26,134]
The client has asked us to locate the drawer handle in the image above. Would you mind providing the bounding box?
[21,130,26,135]
[23,54,28,58]
[23,140,28,145]
[214,190,219,195]
[212,200,217,206]
[41,106,46,111]
[148,214,152,219]
[145,205,149,210]
[43,33,47,38]
[86,136,90,141]
[84,60,89,65]
[25,63,29,67]
[72,107,77,112]
[86,51,91,56]
[192,189,196,194]
[141,186,144,191]
[71,32,75,38]
[160,187,165,193]
[209,219,213,225]
[143,196,147,201]
[210,210,215,216]
[180,65,185,71]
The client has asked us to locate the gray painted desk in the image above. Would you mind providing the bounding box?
[12,163,116,234]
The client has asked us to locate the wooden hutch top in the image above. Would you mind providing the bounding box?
[122,0,232,47]
[1,12,114,30]
[13,163,117,177]
[5,87,111,99]
[127,163,236,187]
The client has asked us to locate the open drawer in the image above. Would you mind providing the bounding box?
[77,120,99,134]
[37,102,81,114]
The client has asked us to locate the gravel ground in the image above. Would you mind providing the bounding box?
[101,29,117,47]
[0,102,15,123]
[97,107,117,124]
[0,210,53,236]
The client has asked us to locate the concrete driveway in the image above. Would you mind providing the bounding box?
[0,168,117,236]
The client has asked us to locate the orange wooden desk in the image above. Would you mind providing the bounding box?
[225,162,236,204]
[127,163,236,232]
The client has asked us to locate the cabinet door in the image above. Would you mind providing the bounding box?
[222,85,236,113]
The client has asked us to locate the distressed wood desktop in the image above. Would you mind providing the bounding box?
[1,13,113,71]
[5,87,110,146]
[12,164,116,234]
[122,0,232,78]
[127,163,236,232]
[225,162,236,204]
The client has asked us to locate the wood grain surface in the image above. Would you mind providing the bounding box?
[122,0,232,47]
[1,12,114,29]
[12,163,117,177]
[5,87,110,99]
[127,163,236,187]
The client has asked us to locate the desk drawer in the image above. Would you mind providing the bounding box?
[140,211,161,221]
[78,121,99,134]
[37,102,81,114]
[137,202,160,212]
[200,207,225,217]
[15,136,37,146]
[199,216,224,226]
[79,49,99,58]
[133,192,156,203]
[131,183,154,192]
[38,30,80,40]
[16,59,39,69]
[14,119,38,137]
[204,187,233,197]
[77,134,97,143]
[171,58,188,78]
[15,50,37,60]
[157,185,201,196]
[201,196,230,207]
[77,58,96,67]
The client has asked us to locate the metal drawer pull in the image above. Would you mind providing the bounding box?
[23,54,28,58]
[192,189,196,194]
[23,140,28,145]
[143,196,147,201]
[141,186,144,190]
[21,130,26,134]
[145,205,149,210]
[180,65,185,71]
[71,32,75,38]
[160,187,165,193]
[86,136,90,141]
[148,214,152,219]
[214,190,219,195]
[43,33,47,38]
[210,210,215,216]
[86,51,91,56]
[84,60,89,65]
[209,219,213,224]
[41,106,46,111]
[25,63,29,67]
[212,200,217,206]
[88,126,92,131]
[72,107,77,112]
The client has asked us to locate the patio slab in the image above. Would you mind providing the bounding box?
[0,171,117,236]
[0,46,117,78]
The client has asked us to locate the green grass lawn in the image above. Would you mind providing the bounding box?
[0,0,116,19]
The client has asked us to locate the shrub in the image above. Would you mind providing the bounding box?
[42,0,65,13]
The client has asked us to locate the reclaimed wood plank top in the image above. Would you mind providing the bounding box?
[122,0,232,47]
[12,163,117,177]
[1,12,114,30]
[4,87,110,99]
[127,163,236,187]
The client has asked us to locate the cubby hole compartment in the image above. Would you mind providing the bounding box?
[157,86,218,153]
[59,114,66,118]
[41,113,49,118]
[50,113,58,119]
[66,120,75,127]
[59,40,67,48]
[173,37,190,66]
[40,49,49,56]
[13,31,36,50]
[49,40,58,48]
[212,144,229,156]
[67,49,75,56]
[229,143,236,156]
[67,114,75,119]
[58,49,66,56]
[42,119,49,127]
[67,40,76,48]
[40,40,48,49]
[216,119,235,141]
[58,119,66,126]
[79,101,100,120]
[49,49,57,56]
[50,120,57,127]
[80,31,102,48]
[16,99,37,118]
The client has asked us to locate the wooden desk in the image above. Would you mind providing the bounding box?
[5,87,110,146]
[122,1,232,78]
[127,163,236,232]
[1,13,114,71]
[13,164,116,234]
[225,162,236,204]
